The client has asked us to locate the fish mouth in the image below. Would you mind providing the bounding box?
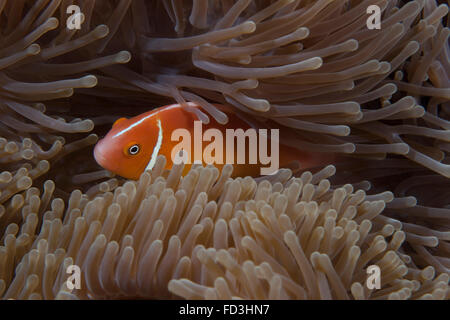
[93,139,119,172]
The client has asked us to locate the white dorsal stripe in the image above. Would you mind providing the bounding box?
[145,119,163,172]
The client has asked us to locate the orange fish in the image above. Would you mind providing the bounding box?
[94,102,333,180]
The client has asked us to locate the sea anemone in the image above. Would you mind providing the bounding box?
[0,0,449,300]
[1,156,448,300]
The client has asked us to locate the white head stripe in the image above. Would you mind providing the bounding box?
[145,119,163,172]
[113,116,148,138]
[113,102,196,139]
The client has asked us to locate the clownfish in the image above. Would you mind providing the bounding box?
[94,102,334,180]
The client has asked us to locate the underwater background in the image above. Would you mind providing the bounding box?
[0,0,449,299]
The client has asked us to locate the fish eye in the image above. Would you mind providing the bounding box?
[128,144,140,155]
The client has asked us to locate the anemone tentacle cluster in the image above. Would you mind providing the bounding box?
[0,156,448,300]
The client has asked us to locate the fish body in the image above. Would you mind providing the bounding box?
[94,102,333,180]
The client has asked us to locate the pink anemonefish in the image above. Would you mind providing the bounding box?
[94,102,334,180]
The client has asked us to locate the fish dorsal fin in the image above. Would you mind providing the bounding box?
[113,117,127,127]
